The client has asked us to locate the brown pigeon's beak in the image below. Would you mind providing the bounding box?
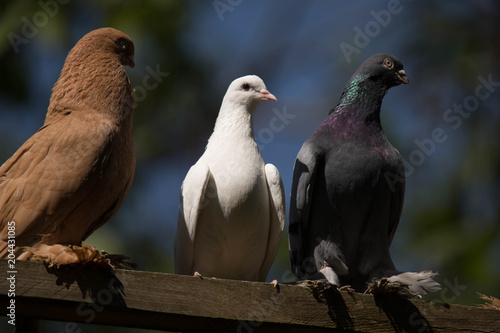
[127,54,135,68]
[259,89,277,101]
[397,69,408,84]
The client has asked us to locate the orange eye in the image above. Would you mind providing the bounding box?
[384,58,393,68]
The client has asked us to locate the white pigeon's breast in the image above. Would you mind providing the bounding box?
[205,144,267,213]
[192,153,272,280]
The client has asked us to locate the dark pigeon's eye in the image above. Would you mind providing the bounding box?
[383,58,394,69]
[242,83,250,91]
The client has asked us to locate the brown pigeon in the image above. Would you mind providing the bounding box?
[0,28,136,266]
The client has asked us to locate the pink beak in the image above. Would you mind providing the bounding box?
[259,89,277,101]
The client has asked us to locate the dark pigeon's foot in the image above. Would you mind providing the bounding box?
[477,292,500,310]
[285,276,354,293]
[365,277,419,298]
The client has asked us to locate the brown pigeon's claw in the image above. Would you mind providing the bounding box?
[24,243,136,269]
[105,254,137,270]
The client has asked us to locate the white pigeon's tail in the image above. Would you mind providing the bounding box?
[387,270,441,295]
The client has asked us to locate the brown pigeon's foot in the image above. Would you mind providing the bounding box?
[23,243,136,269]
[365,277,419,298]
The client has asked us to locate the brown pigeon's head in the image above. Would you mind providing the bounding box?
[47,28,136,121]
[78,27,135,68]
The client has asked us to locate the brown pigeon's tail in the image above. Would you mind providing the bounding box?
[0,239,28,259]
[0,240,7,258]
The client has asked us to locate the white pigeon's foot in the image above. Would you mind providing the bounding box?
[270,279,279,289]
[338,285,355,293]
[193,271,204,279]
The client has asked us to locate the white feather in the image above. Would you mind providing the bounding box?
[173,75,284,281]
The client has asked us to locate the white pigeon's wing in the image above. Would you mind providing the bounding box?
[258,163,286,281]
[174,161,211,275]
[289,141,319,279]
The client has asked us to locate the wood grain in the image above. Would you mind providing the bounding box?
[1,259,498,332]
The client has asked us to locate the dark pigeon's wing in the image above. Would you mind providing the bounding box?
[388,157,405,246]
[289,140,321,279]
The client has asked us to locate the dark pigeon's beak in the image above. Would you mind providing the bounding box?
[259,89,277,101]
[127,54,135,68]
[397,69,408,84]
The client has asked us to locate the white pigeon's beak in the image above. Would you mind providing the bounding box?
[258,89,277,101]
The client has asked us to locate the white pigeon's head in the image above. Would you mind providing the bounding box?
[223,75,277,111]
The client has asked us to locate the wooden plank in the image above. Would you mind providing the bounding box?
[1,259,499,332]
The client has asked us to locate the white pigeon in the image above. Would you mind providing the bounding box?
[174,75,285,282]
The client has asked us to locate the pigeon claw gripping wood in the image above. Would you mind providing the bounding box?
[23,243,136,269]
[289,54,440,297]
[0,28,136,264]
[174,75,285,282]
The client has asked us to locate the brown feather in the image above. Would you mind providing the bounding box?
[0,27,135,259]
[477,292,500,310]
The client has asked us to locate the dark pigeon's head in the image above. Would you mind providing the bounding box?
[355,54,408,88]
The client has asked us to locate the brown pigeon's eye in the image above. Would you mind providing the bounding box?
[242,83,250,91]
[118,39,127,49]
[383,58,394,69]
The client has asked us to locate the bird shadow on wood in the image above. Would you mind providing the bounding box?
[44,264,127,307]
[374,294,434,333]
[306,281,354,331]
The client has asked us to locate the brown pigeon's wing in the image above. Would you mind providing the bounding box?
[0,111,113,253]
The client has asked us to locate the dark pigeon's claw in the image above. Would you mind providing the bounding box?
[365,277,419,299]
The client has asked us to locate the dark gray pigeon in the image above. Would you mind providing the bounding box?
[289,54,440,296]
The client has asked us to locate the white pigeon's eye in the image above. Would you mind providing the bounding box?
[383,58,394,69]
[242,83,250,91]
